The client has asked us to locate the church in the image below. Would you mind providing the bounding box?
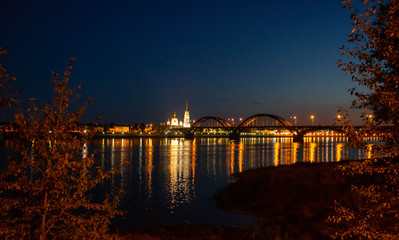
[167,102,191,128]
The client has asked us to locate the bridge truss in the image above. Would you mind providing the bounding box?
[177,114,349,142]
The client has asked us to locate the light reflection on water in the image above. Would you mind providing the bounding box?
[89,136,375,227]
[0,137,377,227]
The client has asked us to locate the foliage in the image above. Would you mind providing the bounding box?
[140,123,146,132]
[0,47,16,112]
[330,0,399,239]
[0,59,125,240]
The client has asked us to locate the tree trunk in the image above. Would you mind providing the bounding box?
[40,190,48,240]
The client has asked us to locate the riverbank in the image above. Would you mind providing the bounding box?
[1,131,346,139]
[122,161,361,240]
[214,161,363,239]
[94,133,288,139]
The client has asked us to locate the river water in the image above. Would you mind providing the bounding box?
[0,137,375,228]
[88,136,374,228]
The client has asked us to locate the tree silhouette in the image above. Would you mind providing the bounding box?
[0,59,124,240]
[140,122,146,133]
[330,0,399,239]
[0,47,16,113]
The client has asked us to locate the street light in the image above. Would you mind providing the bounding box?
[290,116,297,125]
[337,114,342,125]
[310,115,315,126]
[368,114,373,122]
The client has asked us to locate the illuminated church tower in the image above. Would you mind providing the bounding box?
[183,101,190,128]
[171,112,179,126]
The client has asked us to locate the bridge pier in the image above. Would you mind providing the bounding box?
[229,131,240,140]
[293,134,304,143]
[184,132,194,140]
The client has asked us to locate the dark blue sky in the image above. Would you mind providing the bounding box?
[0,0,356,125]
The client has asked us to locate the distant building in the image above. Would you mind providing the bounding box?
[92,126,104,133]
[109,125,131,133]
[183,102,190,128]
[75,124,104,133]
[167,102,191,128]
[168,113,179,127]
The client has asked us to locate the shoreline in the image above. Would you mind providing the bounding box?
[93,133,293,139]
[1,131,347,140]
[122,161,359,239]
[213,161,361,239]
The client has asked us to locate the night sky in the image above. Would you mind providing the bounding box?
[0,0,356,125]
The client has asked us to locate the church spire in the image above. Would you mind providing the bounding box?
[183,101,190,128]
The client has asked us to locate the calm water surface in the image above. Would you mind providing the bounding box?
[87,137,374,227]
[0,137,375,227]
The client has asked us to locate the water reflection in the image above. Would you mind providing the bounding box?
[49,137,379,226]
[167,138,195,211]
[228,141,245,174]
[146,138,153,200]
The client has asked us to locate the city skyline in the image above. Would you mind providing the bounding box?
[0,0,360,124]
[163,103,337,127]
